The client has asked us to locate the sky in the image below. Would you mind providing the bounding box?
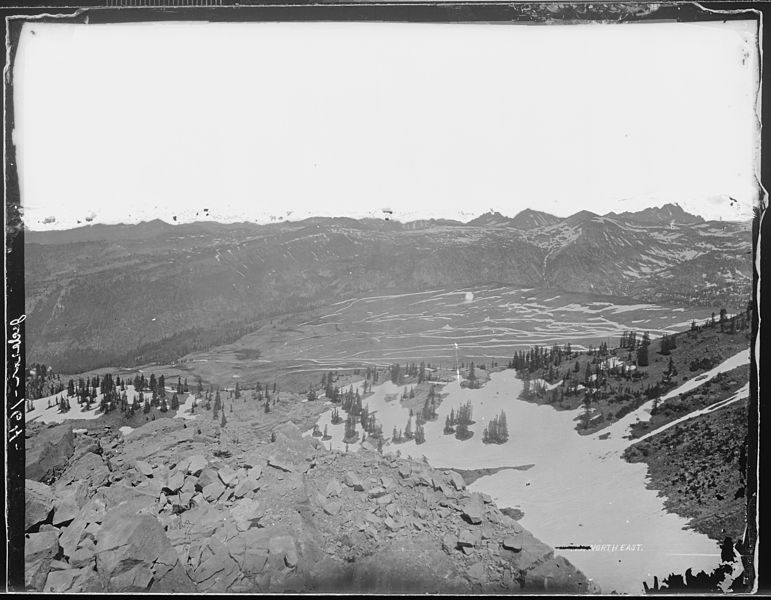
[12,19,761,230]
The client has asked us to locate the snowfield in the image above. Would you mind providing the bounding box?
[308,356,751,594]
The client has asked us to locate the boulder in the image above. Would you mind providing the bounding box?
[186,454,208,476]
[415,471,433,487]
[181,475,198,494]
[461,496,484,525]
[69,543,96,568]
[193,537,241,592]
[442,533,459,553]
[228,529,270,575]
[230,498,264,530]
[322,501,342,516]
[368,486,388,499]
[344,471,366,491]
[268,535,299,570]
[502,536,523,552]
[164,470,185,493]
[233,477,260,498]
[25,530,60,590]
[458,529,477,548]
[25,422,74,482]
[149,547,195,592]
[108,564,153,591]
[268,426,317,473]
[52,481,89,526]
[173,504,224,542]
[42,566,98,593]
[375,494,393,506]
[95,509,179,592]
[218,466,238,487]
[71,435,102,463]
[196,467,219,490]
[61,453,110,490]
[447,470,466,491]
[59,518,89,560]
[134,460,153,477]
[202,481,226,502]
[25,479,54,531]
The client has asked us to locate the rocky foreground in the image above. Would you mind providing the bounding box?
[25,416,592,593]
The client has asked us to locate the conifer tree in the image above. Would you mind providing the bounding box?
[344,412,358,443]
[637,344,649,367]
[444,415,454,434]
[415,423,426,444]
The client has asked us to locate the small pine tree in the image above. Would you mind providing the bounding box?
[637,344,649,367]
[415,423,426,444]
[444,415,454,434]
[404,416,414,440]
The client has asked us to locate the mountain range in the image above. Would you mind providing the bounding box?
[24,204,753,373]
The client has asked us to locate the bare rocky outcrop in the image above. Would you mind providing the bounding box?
[25,480,54,532]
[25,418,593,593]
[25,422,74,482]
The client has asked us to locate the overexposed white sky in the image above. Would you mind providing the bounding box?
[13,19,760,230]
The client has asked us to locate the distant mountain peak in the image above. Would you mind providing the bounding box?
[510,208,560,230]
[615,203,705,225]
[466,211,512,227]
[564,210,600,226]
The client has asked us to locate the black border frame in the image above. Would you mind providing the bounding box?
[3,1,767,593]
